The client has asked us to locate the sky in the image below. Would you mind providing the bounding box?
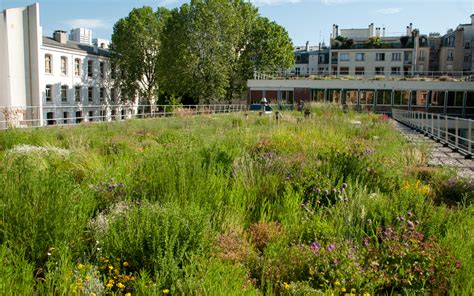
[1,0,472,46]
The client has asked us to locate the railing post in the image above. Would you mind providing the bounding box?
[437,114,440,140]
[468,119,472,155]
[455,117,459,148]
[445,115,448,144]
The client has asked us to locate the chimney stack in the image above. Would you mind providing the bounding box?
[376,27,380,37]
[406,26,411,36]
[306,41,309,51]
[369,23,374,37]
[53,30,67,44]
[471,14,474,24]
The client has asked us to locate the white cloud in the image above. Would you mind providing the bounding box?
[251,0,303,6]
[377,7,402,14]
[65,19,110,30]
[320,0,354,5]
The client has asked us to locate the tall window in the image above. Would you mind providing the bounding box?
[355,67,365,75]
[100,62,105,78]
[61,85,68,101]
[100,87,105,101]
[74,59,81,76]
[375,67,384,75]
[447,51,454,61]
[355,53,365,61]
[88,87,93,102]
[75,86,81,102]
[339,53,349,61]
[63,112,68,124]
[45,85,52,101]
[45,54,52,74]
[392,52,401,61]
[375,53,385,61]
[61,56,67,75]
[391,67,401,75]
[111,88,116,102]
[419,50,425,61]
[87,60,93,77]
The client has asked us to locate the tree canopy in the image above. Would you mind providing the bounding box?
[111,0,294,104]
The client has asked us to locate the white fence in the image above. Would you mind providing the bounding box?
[0,104,248,130]
[392,108,473,157]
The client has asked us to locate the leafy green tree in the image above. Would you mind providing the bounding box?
[110,7,170,105]
[158,0,294,103]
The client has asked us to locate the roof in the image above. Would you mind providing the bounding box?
[42,37,110,57]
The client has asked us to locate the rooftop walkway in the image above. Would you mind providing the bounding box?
[393,120,474,180]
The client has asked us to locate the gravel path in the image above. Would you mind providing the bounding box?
[392,120,474,180]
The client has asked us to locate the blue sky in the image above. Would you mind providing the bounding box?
[1,0,472,46]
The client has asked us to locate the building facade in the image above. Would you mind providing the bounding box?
[0,3,130,127]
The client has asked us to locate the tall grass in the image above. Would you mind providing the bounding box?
[0,106,472,295]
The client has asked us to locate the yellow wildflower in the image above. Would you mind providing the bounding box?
[363,293,370,296]
[117,282,125,289]
[341,287,346,292]
[77,263,84,270]
[163,288,170,294]
[91,293,96,296]
[125,293,132,296]
[335,281,341,286]
[108,265,114,270]
[123,261,129,267]
[283,282,290,290]
[106,283,113,288]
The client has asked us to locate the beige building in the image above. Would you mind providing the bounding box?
[330,23,430,77]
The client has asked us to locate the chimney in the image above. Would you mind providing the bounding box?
[382,27,386,37]
[369,23,374,37]
[53,30,67,44]
[409,23,413,33]
[406,26,411,36]
[376,27,380,37]
[306,41,309,51]
[332,24,337,38]
[471,14,474,24]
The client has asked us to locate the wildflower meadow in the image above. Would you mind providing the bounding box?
[0,105,472,295]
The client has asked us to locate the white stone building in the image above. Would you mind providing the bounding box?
[0,3,129,127]
[70,28,92,45]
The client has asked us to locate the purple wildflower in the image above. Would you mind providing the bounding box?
[327,242,336,252]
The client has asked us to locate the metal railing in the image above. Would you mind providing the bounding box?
[392,108,473,157]
[0,104,248,130]
[253,70,473,81]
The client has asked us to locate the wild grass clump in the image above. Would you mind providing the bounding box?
[0,105,472,295]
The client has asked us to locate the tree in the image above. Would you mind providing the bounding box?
[110,7,170,105]
[158,0,294,103]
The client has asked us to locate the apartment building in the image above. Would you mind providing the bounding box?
[0,3,127,127]
[289,42,330,76]
[329,23,430,77]
[70,27,92,45]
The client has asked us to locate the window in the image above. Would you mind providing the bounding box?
[46,112,55,125]
[465,42,471,49]
[88,111,94,122]
[318,55,325,63]
[100,87,105,101]
[355,67,365,75]
[464,56,471,62]
[447,51,454,61]
[75,111,83,123]
[111,64,116,79]
[100,110,106,121]
[377,90,392,105]
[295,67,300,76]
[60,56,67,75]
[375,53,385,61]
[391,67,401,75]
[45,54,52,74]
[45,85,52,101]
[63,112,68,124]
[392,52,401,61]
[100,62,105,78]
[88,87,93,102]
[87,60,93,77]
[111,88,116,102]
[419,50,425,61]
[61,85,68,102]
[355,53,365,61]
[375,67,384,75]
[296,54,301,63]
[339,53,349,61]
[339,67,349,75]
[75,86,81,102]
[74,59,81,76]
